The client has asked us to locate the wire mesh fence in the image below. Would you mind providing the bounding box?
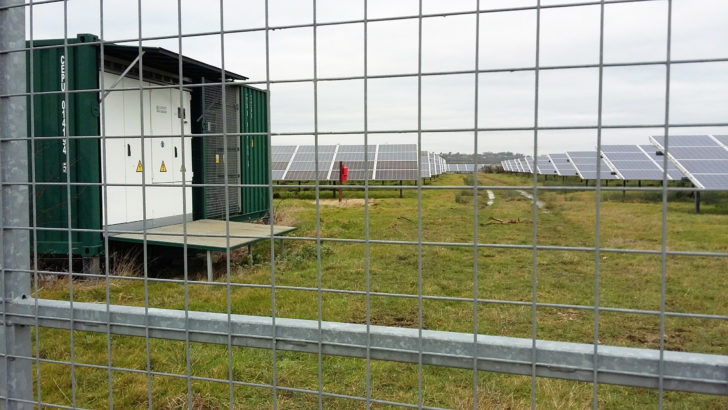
[1,0,727,408]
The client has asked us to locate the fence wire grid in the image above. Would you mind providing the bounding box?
[1,0,727,409]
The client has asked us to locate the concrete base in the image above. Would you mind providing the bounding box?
[83,256,101,276]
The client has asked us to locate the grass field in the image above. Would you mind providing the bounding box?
[34,173,727,409]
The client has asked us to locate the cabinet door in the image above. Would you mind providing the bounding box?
[123,78,151,223]
[171,90,193,184]
[99,72,127,225]
[149,87,174,184]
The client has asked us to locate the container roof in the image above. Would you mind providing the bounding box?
[104,43,248,83]
[31,34,247,83]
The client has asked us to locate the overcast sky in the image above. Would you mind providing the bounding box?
[26,0,728,155]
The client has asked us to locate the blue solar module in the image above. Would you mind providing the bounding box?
[522,156,534,173]
[375,144,419,181]
[713,134,728,148]
[271,145,297,180]
[535,155,558,175]
[547,153,579,176]
[601,145,681,181]
[519,158,528,173]
[421,152,432,178]
[331,146,375,181]
[272,144,420,181]
[430,153,439,176]
[447,164,478,173]
[650,135,728,190]
[284,145,336,181]
[565,151,618,180]
[638,145,685,181]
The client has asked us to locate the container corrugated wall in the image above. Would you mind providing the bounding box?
[240,85,269,221]
[27,35,102,257]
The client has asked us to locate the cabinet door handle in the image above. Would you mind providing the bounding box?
[127,144,131,156]
[174,147,178,158]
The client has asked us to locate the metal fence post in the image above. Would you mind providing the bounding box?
[0,0,33,408]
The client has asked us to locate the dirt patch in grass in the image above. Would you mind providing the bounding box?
[315,198,376,208]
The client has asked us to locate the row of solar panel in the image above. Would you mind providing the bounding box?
[421,151,448,179]
[500,135,728,190]
[501,147,681,181]
[446,163,482,173]
[650,135,728,190]
[271,144,447,181]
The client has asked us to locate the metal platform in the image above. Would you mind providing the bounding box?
[110,219,296,280]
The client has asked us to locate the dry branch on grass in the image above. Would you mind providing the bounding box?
[483,216,531,225]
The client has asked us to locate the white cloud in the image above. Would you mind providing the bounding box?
[317,80,364,132]
[366,19,419,75]
[479,71,535,128]
[539,5,601,67]
[539,68,599,127]
[602,65,666,126]
[422,14,476,72]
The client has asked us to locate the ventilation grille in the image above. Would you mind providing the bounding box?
[202,84,241,218]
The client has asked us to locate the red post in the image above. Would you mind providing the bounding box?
[339,161,343,203]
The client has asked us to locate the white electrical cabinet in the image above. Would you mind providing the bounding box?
[101,71,193,227]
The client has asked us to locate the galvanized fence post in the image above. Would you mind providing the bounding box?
[0,0,33,408]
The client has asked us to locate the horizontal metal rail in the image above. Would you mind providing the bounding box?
[2,298,726,396]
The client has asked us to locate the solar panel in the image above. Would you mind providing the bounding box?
[374,144,419,181]
[284,146,336,181]
[547,153,579,177]
[712,134,728,148]
[601,145,682,181]
[564,151,618,180]
[650,135,728,190]
[522,157,531,173]
[271,145,297,178]
[535,155,558,175]
[330,146,376,181]
[432,154,444,176]
[447,163,477,173]
[272,144,421,181]
[521,156,534,173]
[421,152,432,178]
[638,145,685,180]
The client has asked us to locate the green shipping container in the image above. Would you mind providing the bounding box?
[240,85,269,221]
[27,35,102,257]
[27,34,270,258]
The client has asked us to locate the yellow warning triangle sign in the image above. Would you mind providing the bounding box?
[180,164,186,172]
[160,161,167,172]
[136,160,143,172]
